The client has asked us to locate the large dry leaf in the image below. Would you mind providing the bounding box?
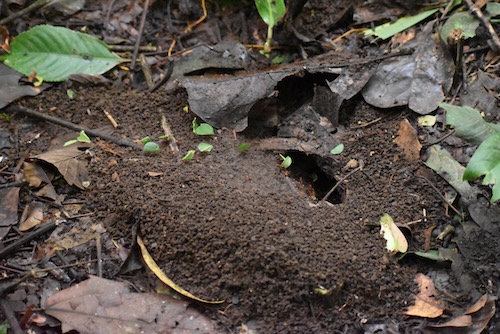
[183,70,291,131]
[19,201,45,231]
[423,294,497,334]
[394,118,422,161]
[33,145,91,190]
[0,187,20,239]
[405,273,445,318]
[362,26,454,114]
[137,236,224,304]
[0,63,47,110]
[45,275,219,334]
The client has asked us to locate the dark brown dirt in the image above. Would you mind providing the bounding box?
[17,85,451,333]
[2,0,499,333]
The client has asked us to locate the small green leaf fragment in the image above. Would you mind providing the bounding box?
[330,144,344,155]
[66,89,75,99]
[182,150,196,160]
[418,115,437,127]
[158,134,170,140]
[143,141,160,153]
[194,123,215,136]
[77,130,91,143]
[197,142,213,152]
[63,139,78,147]
[379,213,408,253]
[183,105,189,113]
[271,54,286,64]
[236,143,249,153]
[364,8,439,40]
[280,154,292,169]
[141,136,153,144]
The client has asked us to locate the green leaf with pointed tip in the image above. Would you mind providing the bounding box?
[254,0,286,27]
[463,133,500,203]
[0,25,124,82]
[440,11,479,44]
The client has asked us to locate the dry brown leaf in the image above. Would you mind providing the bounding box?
[0,187,20,239]
[394,118,422,162]
[19,201,45,231]
[45,275,219,334]
[33,145,91,190]
[424,294,497,334]
[405,273,445,318]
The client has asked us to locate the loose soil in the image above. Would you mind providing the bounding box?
[18,85,456,333]
[2,0,499,333]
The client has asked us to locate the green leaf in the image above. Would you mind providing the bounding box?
[254,0,286,27]
[463,133,500,203]
[143,141,160,153]
[442,103,500,145]
[63,139,78,147]
[279,154,292,169]
[236,143,249,153]
[487,3,500,16]
[0,25,123,82]
[379,214,408,253]
[330,144,344,155]
[182,150,196,160]
[440,11,480,44]
[364,8,439,40]
[66,89,75,99]
[197,142,213,152]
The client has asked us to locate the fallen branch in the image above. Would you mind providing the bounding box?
[7,105,143,150]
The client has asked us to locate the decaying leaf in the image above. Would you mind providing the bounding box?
[362,25,454,114]
[405,273,445,318]
[19,201,45,231]
[32,144,91,190]
[137,236,224,304]
[423,294,497,334]
[0,63,48,110]
[394,118,422,161]
[45,275,219,334]
[0,187,20,239]
[379,213,408,253]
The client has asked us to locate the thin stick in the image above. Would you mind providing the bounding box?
[7,105,142,150]
[185,0,207,32]
[0,221,58,260]
[463,0,500,53]
[0,300,23,334]
[320,166,361,204]
[0,0,51,25]
[130,0,151,70]
[161,115,179,155]
[419,176,463,220]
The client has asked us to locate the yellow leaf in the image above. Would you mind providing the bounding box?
[137,236,224,304]
[380,214,408,253]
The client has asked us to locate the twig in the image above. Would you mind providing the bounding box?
[7,105,143,150]
[320,166,361,204]
[161,115,179,155]
[419,176,464,220]
[0,221,58,260]
[0,300,23,334]
[108,45,156,52]
[149,60,174,92]
[463,0,500,53]
[185,0,207,32]
[96,234,103,278]
[0,181,23,189]
[140,53,154,89]
[130,0,151,70]
[0,0,51,25]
